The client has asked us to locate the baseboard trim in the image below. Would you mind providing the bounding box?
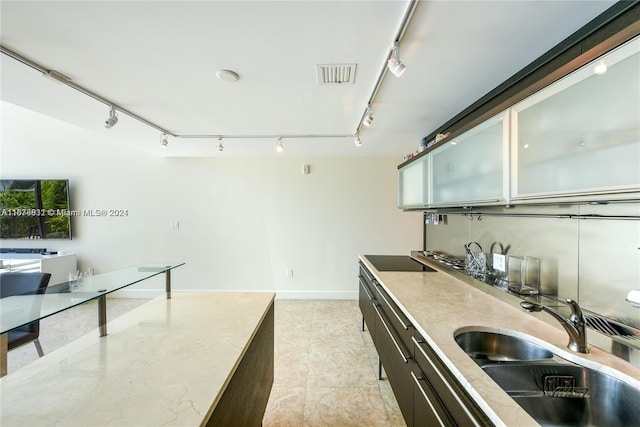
[109,289,357,300]
[273,290,357,300]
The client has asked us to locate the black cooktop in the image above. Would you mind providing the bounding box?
[365,255,436,272]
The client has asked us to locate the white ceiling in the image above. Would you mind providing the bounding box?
[0,0,617,158]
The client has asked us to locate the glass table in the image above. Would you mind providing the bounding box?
[0,262,184,376]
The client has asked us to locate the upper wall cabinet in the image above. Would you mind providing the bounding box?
[431,111,509,206]
[511,36,640,202]
[398,153,429,209]
[399,34,640,210]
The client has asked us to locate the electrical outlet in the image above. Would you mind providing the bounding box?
[286,268,294,278]
[493,253,506,272]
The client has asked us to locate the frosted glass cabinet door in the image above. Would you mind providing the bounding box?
[512,36,640,200]
[431,112,508,206]
[398,154,429,209]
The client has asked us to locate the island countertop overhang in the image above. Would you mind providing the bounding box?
[0,291,275,426]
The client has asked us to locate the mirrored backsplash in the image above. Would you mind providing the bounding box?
[424,202,640,329]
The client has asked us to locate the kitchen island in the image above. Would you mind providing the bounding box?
[0,292,274,426]
[359,254,640,426]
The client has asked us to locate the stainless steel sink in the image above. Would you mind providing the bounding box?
[483,363,640,426]
[454,330,554,363]
[455,328,640,426]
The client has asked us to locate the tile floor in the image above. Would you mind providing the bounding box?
[264,300,405,426]
[7,298,405,426]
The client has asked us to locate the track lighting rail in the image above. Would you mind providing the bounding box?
[1,45,174,137]
[3,0,419,149]
[1,45,353,145]
[176,134,353,139]
[355,0,418,135]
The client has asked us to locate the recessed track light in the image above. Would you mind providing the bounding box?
[104,105,118,129]
[354,132,362,147]
[387,42,406,77]
[362,106,374,127]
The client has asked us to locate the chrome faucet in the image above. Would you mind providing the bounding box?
[520,299,589,353]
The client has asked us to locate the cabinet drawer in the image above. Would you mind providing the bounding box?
[359,261,414,349]
[373,303,414,426]
[412,369,455,427]
[371,281,414,351]
[413,333,492,427]
[358,276,376,334]
[359,262,375,285]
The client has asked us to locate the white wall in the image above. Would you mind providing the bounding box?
[1,102,422,298]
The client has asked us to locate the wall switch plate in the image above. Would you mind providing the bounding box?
[493,253,506,272]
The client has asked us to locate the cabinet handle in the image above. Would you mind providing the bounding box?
[510,187,639,201]
[430,198,500,206]
[411,336,483,427]
[359,277,374,301]
[373,304,410,363]
[374,283,411,330]
[360,264,374,282]
[411,371,449,427]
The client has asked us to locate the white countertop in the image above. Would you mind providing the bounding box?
[360,255,640,426]
[1,291,275,426]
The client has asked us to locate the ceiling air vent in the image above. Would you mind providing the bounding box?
[316,63,357,85]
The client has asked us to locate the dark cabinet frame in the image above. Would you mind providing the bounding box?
[358,262,493,427]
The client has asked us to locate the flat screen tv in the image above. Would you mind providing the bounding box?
[0,179,72,239]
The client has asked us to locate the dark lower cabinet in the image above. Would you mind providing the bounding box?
[206,302,274,427]
[358,261,493,427]
[373,303,414,426]
[359,274,376,334]
[360,261,414,425]
[412,368,455,426]
[413,334,492,427]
